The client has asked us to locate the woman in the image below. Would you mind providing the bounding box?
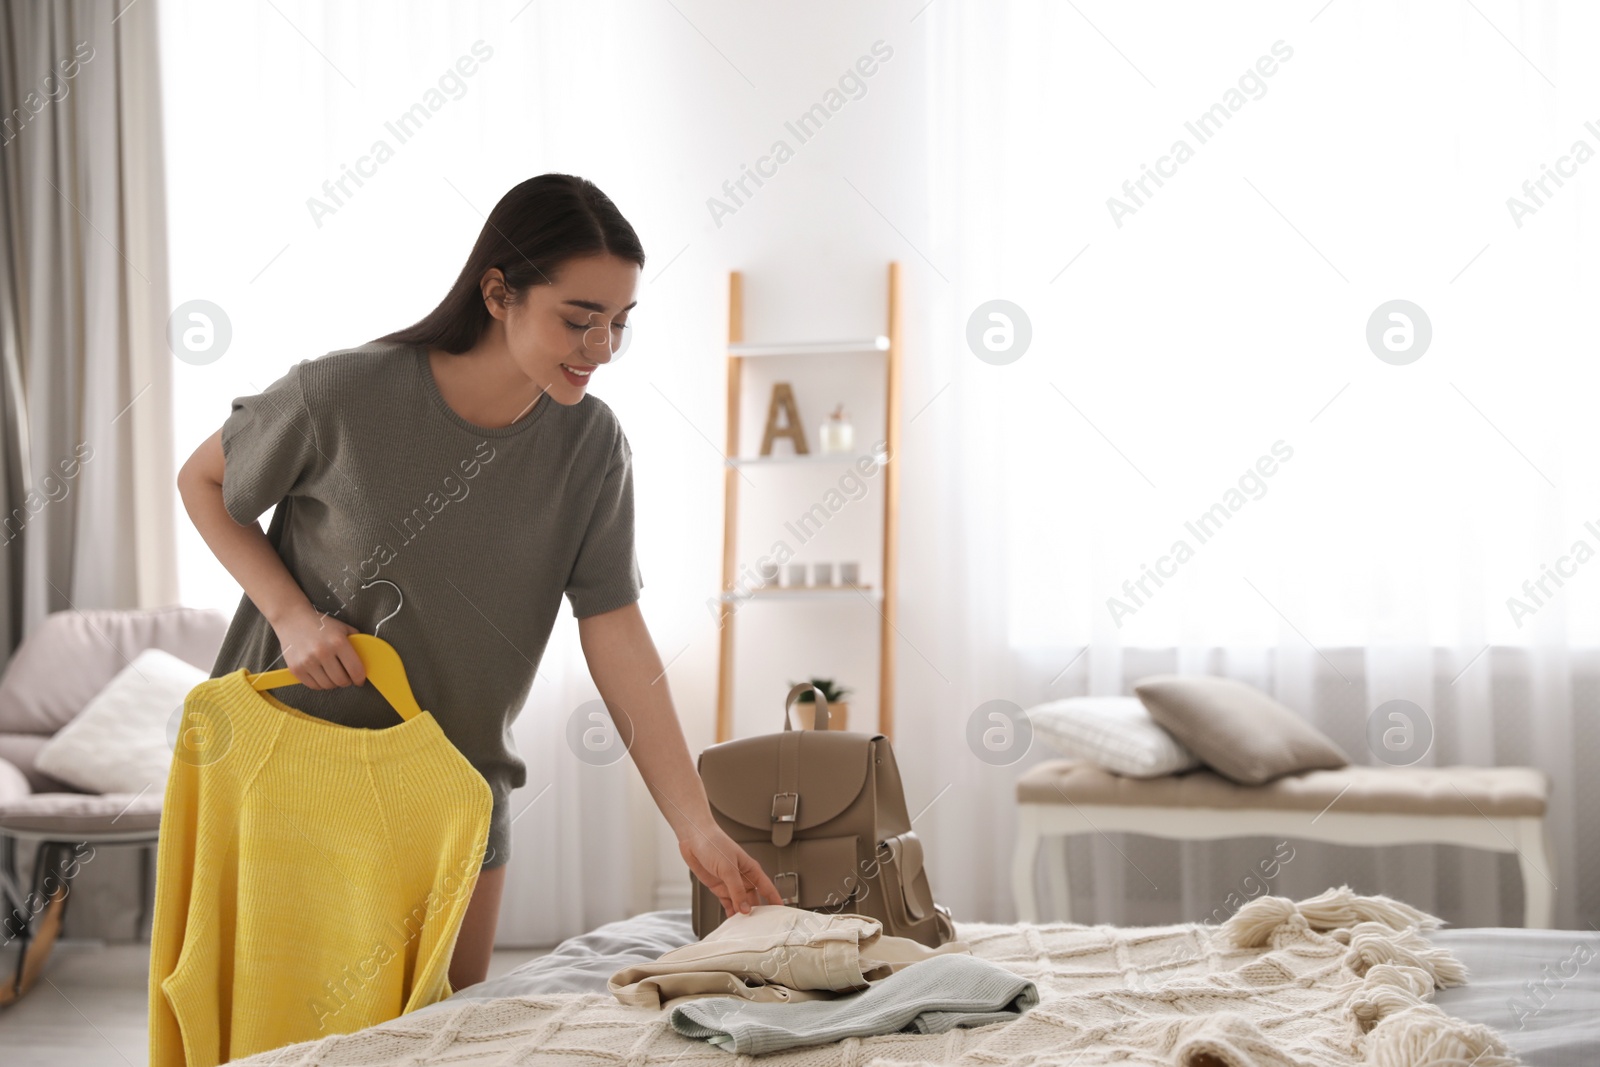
[177,173,780,994]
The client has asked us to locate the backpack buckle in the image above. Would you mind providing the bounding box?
[775,870,799,904]
[771,792,798,823]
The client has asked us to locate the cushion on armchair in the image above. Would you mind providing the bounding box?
[0,605,227,736]
[0,755,164,838]
[35,648,206,794]
[0,736,166,836]
[0,790,165,834]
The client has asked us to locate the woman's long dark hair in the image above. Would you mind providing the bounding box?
[373,174,645,353]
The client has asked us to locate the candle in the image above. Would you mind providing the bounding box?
[820,403,854,454]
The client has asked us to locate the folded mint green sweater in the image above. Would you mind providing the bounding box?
[668,952,1038,1055]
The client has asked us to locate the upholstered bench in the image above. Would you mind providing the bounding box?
[1011,759,1555,928]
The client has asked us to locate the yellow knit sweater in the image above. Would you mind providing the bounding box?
[148,668,493,1066]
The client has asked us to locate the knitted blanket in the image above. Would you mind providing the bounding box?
[232,887,1519,1067]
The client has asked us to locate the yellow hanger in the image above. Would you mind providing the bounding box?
[245,580,424,723]
[247,634,423,722]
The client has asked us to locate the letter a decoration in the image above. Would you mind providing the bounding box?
[760,382,809,456]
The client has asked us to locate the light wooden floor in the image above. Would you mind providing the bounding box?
[0,938,551,1067]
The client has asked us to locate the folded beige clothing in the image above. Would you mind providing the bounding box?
[607,904,972,1010]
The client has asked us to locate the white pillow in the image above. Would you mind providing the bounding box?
[1027,696,1202,778]
[35,648,207,794]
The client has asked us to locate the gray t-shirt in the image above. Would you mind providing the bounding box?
[208,341,643,870]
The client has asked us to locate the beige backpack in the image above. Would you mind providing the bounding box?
[691,683,956,947]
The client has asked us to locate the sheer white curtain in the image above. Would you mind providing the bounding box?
[902,0,1596,929]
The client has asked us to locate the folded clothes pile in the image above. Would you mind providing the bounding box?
[606,904,1037,1055]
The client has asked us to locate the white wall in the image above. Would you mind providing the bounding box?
[591,7,935,906]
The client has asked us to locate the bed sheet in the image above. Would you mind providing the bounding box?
[407,908,700,1015]
[1430,928,1600,1067]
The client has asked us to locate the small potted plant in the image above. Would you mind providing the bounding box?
[788,678,850,730]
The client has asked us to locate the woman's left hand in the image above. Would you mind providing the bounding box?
[679,824,784,917]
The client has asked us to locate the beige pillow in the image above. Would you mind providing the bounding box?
[1133,675,1348,785]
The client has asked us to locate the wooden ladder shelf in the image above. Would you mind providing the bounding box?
[713,262,903,744]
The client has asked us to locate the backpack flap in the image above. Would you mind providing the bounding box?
[699,730,874,847]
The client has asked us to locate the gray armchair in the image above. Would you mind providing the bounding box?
[0,605,227,1004]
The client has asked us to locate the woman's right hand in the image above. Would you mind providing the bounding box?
[270,604,368,690]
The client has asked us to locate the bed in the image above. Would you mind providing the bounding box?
[234,904,1599,1066]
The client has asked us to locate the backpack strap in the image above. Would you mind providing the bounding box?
[772,729,800,848]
